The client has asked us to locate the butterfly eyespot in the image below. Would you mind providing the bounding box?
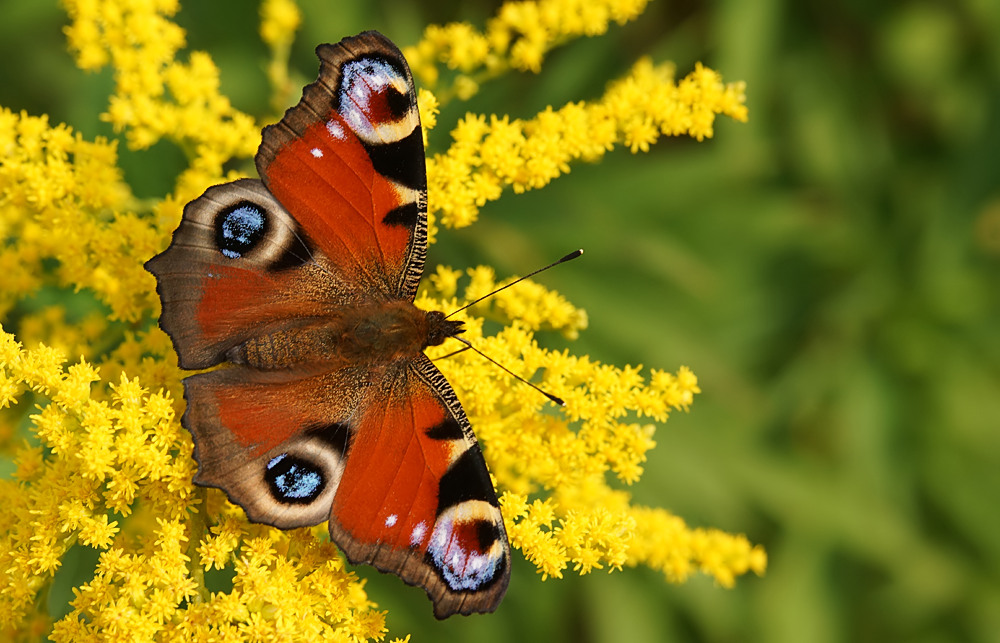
[383,85,410,120]
[325,119,346,139]
[339,57,415,140]
[216,202,266,259]
[265,453,325,503]
[427,502,506,591]
[475,520,501,550]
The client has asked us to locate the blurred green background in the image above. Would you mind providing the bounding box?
[3,0,999,641]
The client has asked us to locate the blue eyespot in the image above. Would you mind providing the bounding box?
[265,453,324,503]
[216,202,266,258]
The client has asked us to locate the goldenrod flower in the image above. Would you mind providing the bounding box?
[260,0,303,113]
[405,0,654,82]
[1,0,763,639]
[419,58,747,236]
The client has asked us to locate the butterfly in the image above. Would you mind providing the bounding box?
[145,31,510,619]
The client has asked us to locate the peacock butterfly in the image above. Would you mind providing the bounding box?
[145,31,510,618]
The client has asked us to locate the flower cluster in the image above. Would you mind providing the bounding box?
[415,274,764,585]
[1,0,763,639]
[405,0,653,87]
[410,13,748,236]
[0,109,141,322]
[423,59,747,234]
[0,331,397,641]
[424,264,589,339]
[260,0,304,113]
[0,332,186,633]
[62,0,258,175]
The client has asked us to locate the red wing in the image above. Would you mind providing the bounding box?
[256,31,427,301]
[329,355,510,619]
[147,33,429,368]
[182,355,510,618]
[180,364,366,528]
[145,179,361,369]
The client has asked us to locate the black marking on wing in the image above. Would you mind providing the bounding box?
[476,520,503,550]
[425,417,464,441]
[382,202,420,228]
[436,445,499,514]
[363,127,426,191]
[307,422,352,457]
[385,84,411,120]
[269,227,314,271]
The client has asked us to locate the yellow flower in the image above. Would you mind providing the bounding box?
[260,0,301,48]
[1,0,763,640]
[422,56,747,236]
[406,0,654,85]
[260,0,304,113]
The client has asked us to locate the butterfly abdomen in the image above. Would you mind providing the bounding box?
[227,323,333,370]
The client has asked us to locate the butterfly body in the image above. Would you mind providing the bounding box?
[146,31,509,619]
[227,303,463,370]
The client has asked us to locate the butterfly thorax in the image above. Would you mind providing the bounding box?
[229,301,463,370]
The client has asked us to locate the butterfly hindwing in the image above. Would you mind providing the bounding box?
[183,354,510,617]
[145,179,360,370]
[181,365,360,528]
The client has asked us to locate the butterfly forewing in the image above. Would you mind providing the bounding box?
[144,31,511,618]
[257,31,427,301]
[329,356,510,618]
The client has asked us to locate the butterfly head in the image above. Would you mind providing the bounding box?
[423,310,464,349]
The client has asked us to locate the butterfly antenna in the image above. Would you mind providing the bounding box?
[452,336,565,407]
[433,344,472,361]
[445,249,583,319]
[441,249,581,406]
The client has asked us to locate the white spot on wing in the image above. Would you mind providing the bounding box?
[410,521,427,547]
[310,147,323,158]
[385,514,397,527]
[326,120,345,139]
